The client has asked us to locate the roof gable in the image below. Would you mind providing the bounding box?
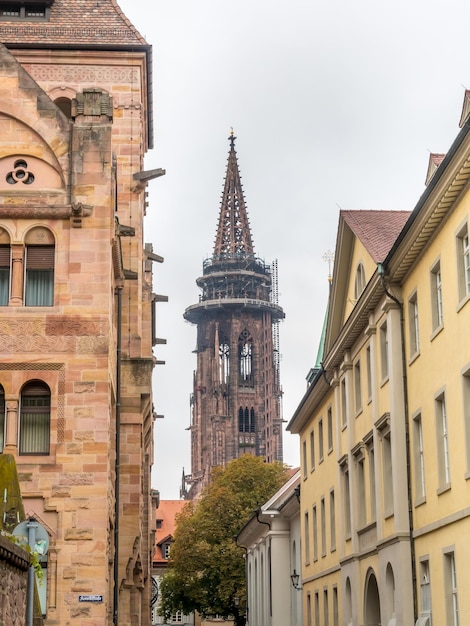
[325,210,410,353]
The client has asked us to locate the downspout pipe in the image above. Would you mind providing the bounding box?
[113,285,122,626]
[377,264,418,622]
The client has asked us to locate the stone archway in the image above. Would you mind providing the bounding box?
[364,569,381,626]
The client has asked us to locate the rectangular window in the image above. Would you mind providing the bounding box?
[413,413,426,503]
[314,592,320,626]
[436,393,451,490]
[463,368,470,476]
[419,558,431,617]
[357,455,366,527]
[380,321,389,380]
[330,489,336,551]
[431,260,444,331]
[310,429,315,472]
[340,460,351,538]
[303,439,308,479]
[163,543,171,559]
[323,588,329,626]
[320,497,326,557]
[312,504,318,562]
[304,511,310,564]
[319,419,324,462]
[170,612,183,623]
[327,406,333,452]
[341,378,347,427]
[366,344,372,401]
[367,443,376,521]
[0,3,48,19]
[354,359,362,413]
[444,551,459,626]
[456,223,470,301]
[408,291,420,356]
[0,245,10,305]
[0,6,20,17]
[378,421,393,518]
[333,586,339,626]
[25,246,54,306]
[307,594,312,626]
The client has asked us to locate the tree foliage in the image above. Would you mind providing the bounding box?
[159,455,288,624]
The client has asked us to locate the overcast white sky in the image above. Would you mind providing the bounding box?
[119,0,470,499]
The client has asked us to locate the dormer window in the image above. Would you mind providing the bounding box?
[0,0,53,20]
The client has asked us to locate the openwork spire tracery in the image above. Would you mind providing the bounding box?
[213,132,254,257]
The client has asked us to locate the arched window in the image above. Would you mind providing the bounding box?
[19,381,51,455]
[25,228,55,306]
[239,407,253,433]
[219,340,230,382]
[0,385,4,452]
[0,228,11,305]
[354,263,366,299]
[238,329,253,385]
[54,97,72,119]
[238,407,244,432]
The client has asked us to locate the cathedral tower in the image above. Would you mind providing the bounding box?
[183,133,285,499]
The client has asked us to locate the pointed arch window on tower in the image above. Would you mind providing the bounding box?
[219,340,230,383]
[238,330,253,386]
[238,406,256,433]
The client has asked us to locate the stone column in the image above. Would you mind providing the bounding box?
[4,398,18,454]
[9,245,24,306]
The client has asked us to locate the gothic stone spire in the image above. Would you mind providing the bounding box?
[213,131,254,257]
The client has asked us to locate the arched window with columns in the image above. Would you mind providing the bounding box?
[19,380,51,455]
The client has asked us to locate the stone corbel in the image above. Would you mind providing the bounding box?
[70,202,93,228]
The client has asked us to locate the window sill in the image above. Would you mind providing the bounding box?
[436,482,451,496]
[457,292,470,313]
[430,324,444,342]
[408,350,420,366]
[380,376,389,388]
[413,495,426,508]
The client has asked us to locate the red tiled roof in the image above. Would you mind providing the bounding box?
[153,500,187,564]
[0,0,148,47]
[341,210,411,263]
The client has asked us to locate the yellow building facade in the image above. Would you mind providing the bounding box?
[288,94,470,626]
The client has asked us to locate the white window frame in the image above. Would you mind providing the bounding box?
[435,391,451,492]
[431,259,444,332]
[456,222,470,303]
[408,290,420,358]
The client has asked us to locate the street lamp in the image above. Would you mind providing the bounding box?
[290,569,302,590]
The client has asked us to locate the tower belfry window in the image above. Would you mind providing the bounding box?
[238,329,253,386]
[219,340,230,383]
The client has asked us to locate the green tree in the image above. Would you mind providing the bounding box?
[159,455,288,626]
